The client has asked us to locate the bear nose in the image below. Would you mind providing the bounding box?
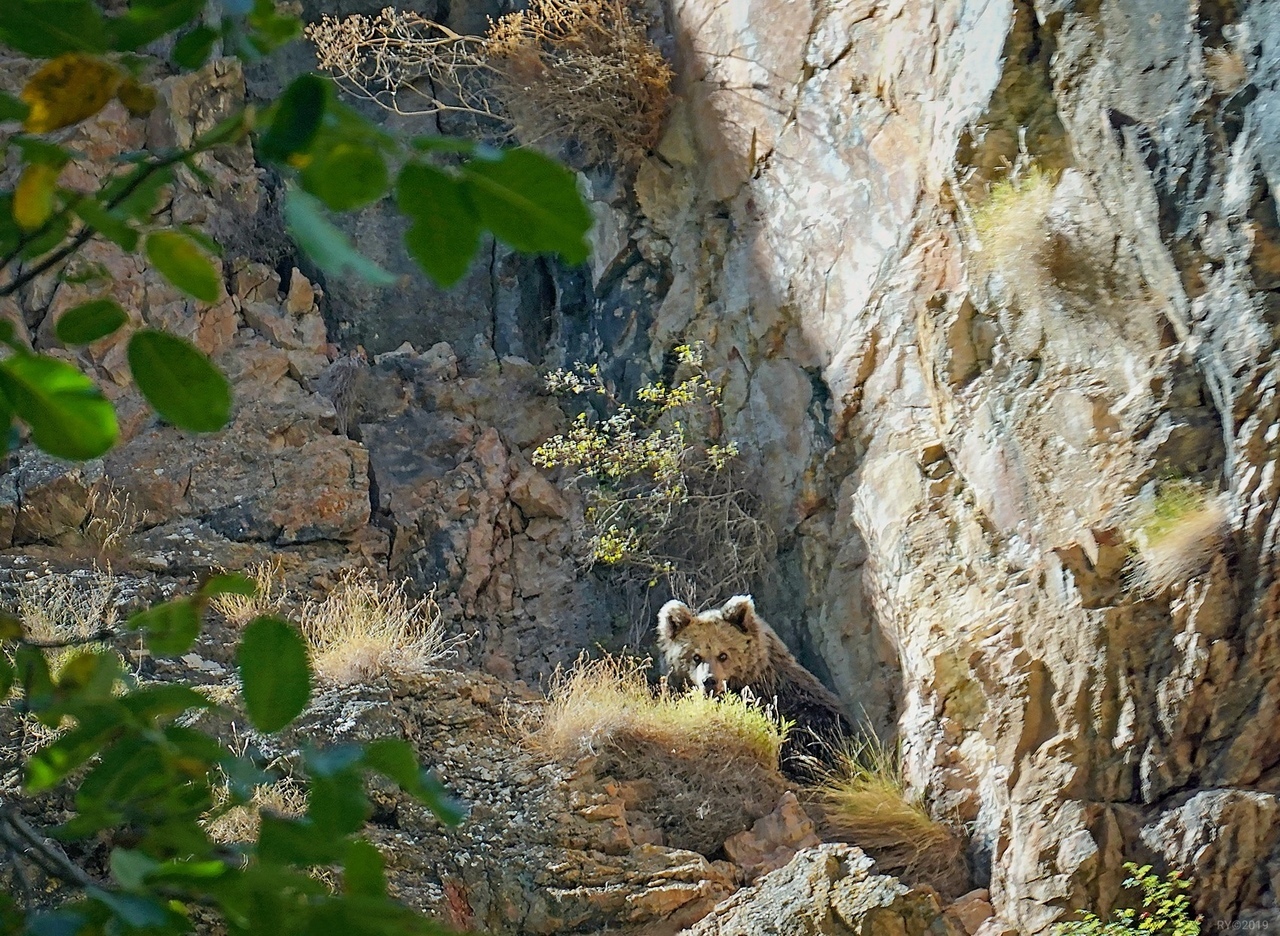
[702,675,718,694]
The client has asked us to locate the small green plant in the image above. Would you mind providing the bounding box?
[533,343,772,604]
[1054,862,1200,936]
[969,163,1058,287]
[1128,480,1230,595]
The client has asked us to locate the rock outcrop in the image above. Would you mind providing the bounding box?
[8,0,1280,930]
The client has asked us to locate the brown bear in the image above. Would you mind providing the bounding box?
[656,595,851,774]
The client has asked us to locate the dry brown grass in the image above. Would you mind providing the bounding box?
[210,560,286,628]
[527,654,790,853]
[299,571,459,686]
[16,570,119,645]
[532,653,788,765]
[1205,47,1248,96]
[204,781,308,844]
[307,0,673,164]
[1129,481,1231,595]
[815,736,969,897]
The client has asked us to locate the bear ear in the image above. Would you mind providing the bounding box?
[657,601,694,640]
[721,595,758,635]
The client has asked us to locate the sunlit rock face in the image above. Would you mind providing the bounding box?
[621,0,1280,929]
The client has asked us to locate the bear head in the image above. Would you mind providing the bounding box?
[656,595,762,695]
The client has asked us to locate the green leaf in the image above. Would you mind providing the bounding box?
[0,0,108,56]
[0,353,118,460]
[55,649,121,700]
[0,614,21,640]
[128,597,201,656]
[110,849,159,891]
[238,616,311,733]
[13,137,72,168]
[119,684,211,720]
[283,188,396,286]
[344,840,387,897]
[89,888,174,929]
[256,815,343,866]
[127,329,232,432]
[244,0,302,54]
[363,739,466,825]
[0,91,29,122]
[411,136,480,155]
[145,230,222,302]
[73,197,139,251]
[309,769,367,836]
[259,74,328,163]
[199,572,256,599]
[55,299,129,345]
[25,707,124,792]
[173,24,219,69]
[301,140,389,211]
[461,148,591,263]
[105,164,173,221]
[0,656,12,701]
[397,162,481,287]
[106,0,206,52]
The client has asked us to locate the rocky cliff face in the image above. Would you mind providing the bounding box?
[6,0,1280,931]
[620,0,1280,929]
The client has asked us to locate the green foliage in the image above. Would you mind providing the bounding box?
[0,0,591,465]
[0,0,594,931]
[1137,480,1209,544]
[533,344,770,602]
[1054,863,1201,936]
[3,580,463,935]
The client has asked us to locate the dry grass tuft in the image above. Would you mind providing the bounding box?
[532,654,788,766]
[1129,481,1231,595]
[307,0,673,164]
[970,164,1058,290]
[1205,47,1248,96]
[299,571,459,686]
[17,570,119,645]
[484,0,674,164]
[815,735,968,897]
[528,654,790,853]
[204,781,308,844]
[210,560,287,628]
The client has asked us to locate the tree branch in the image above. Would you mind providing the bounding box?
[0,805,98,890]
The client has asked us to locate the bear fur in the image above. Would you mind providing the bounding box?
[656,595,851,772]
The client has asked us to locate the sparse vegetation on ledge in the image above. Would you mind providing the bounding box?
[815,735,967,894]
[307,0,674,164]
[1128,480,1230,595]
[527,654,791,853]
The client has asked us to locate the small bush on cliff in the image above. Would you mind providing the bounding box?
[815,734,967,895]
[533,344,774,606]
[969,163,1058,290]
[211,560,288,627]
[1054,862,1200,936]
[1127,480,1230,595]
[307,0,674,164]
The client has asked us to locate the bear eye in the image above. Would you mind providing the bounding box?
[717,652,729,663]
[692,653,702,665]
